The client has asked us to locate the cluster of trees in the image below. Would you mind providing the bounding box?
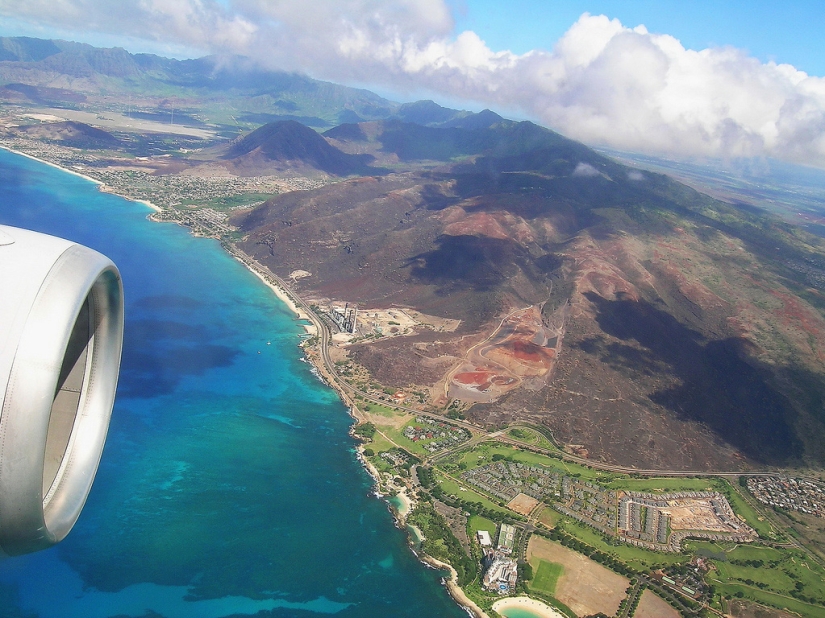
[353,422,376,439]
[407,499,478,586]
[787,576,820,605]
[616,582,646,616]
[417,465,436,488]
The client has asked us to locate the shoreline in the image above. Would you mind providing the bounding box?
[0,145,165,213]
[491,597,565,618]
[229,248,317,334]
[3,144,485,618]
[420,555,491,618]
[220,231,492,618]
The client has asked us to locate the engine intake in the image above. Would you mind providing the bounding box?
[0,225,123,556]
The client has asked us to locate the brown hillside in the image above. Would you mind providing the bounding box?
[233,120,825,471]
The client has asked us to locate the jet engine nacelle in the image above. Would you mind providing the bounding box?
[0,225,123,557]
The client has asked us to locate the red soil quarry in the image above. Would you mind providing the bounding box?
[454,371,494,387]
[507,340,555,366]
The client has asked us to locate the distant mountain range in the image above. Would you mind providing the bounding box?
[0,35,513,136]
[0,36,397,130]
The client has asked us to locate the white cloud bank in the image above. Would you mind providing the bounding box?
[4,0,825,166]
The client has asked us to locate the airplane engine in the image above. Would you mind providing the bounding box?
[0,224,123,557]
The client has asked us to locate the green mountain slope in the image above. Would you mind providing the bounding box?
[0,36,398,129]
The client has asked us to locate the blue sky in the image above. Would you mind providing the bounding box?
[457,0,825,76]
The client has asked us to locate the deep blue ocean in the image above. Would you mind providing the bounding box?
[0,148,466,618]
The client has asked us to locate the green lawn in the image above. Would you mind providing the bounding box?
[368,431,399,454]
[538,507,563,528]
[436,472,511,515]
[687,540,825,613]
[716,561,796,591]
[368,456,395,474]
[726,544,785,562]
[712,583,825,618]
[381,418,470,458]
[380,425,433,457]
[447,443,608,481]
[530,559,564,596]
[603,476,716,493]
[363,402,404,417]
[505,426,561,452]
[468,515,498,538]
[507,427,539,444]
[724,482,780,539]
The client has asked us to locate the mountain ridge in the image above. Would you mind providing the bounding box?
[233,116,825,471]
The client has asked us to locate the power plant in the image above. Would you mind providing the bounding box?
[331,303,358,334]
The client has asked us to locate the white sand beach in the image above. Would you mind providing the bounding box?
[492,597,566,618]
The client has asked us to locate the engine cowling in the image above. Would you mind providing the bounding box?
[0,224,123,556]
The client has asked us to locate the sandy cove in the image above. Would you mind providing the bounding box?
[491,596,566,618]
[221,245,318,336]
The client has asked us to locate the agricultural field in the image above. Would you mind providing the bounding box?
[527,536,629,617]
[635,589,680,618]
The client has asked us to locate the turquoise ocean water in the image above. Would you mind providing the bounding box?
[495,609,543,618]
[0,149,467,618]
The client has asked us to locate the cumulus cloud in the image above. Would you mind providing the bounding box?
[572,162,600,177]
[3,0,825,166]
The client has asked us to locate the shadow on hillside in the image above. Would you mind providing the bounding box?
[405,234,524,292]
[582,292,803,464]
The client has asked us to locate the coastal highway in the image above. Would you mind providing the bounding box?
[227,249,486,429]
